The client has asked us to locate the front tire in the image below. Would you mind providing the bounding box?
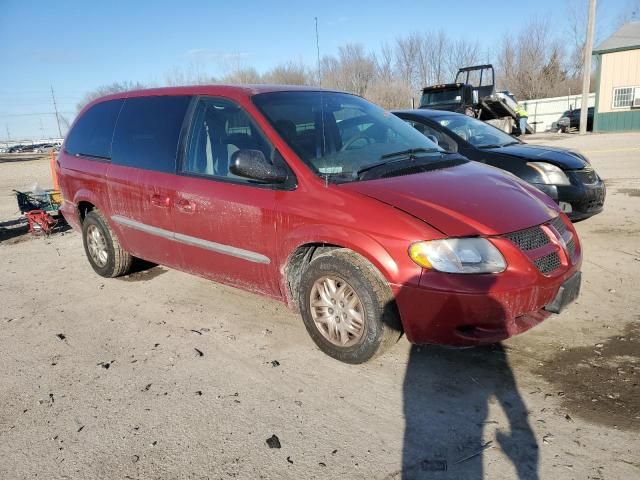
[299,249,402,363]
[82,209,132,278]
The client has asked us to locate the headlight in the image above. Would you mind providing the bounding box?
[527,162,570,185]
[409,238,506,274]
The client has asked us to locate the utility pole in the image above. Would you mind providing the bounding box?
[580,0,596,135]
[314,17,321,86]
[6,124,10,141]
[50,85,63,138]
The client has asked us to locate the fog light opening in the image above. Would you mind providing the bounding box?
[559,201,572,213]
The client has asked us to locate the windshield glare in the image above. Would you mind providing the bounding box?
[435,115,518,148]
[253,91,442,182]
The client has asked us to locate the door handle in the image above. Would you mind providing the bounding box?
[150,194,171,208]
[176,198,196,213]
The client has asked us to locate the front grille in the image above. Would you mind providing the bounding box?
[566,238,576,262]
[504,216,570,275]
[534,252,562,274]
[548,215,567,235]
[583,198,605,211]
[573,168,598,185]
[505,225,550,251]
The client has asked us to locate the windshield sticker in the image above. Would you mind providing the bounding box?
[319,166,343,174]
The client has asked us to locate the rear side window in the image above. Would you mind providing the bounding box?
[64,99,124,159]
[112,96,191,173]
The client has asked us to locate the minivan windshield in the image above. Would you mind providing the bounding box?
[253,91,446,182]
[434,114,520,149]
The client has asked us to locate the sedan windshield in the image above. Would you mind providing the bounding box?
[252,91,444,182]
[434,114,520,149]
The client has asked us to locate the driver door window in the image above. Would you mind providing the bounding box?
[182,98,275,181]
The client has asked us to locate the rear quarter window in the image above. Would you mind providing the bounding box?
[64,99,124,159]
[111,96,191,173]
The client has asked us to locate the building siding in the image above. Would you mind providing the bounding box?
[597,49,640,114]
[595,111,640,131]
[594,47,640,131]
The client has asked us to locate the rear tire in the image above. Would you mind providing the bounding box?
[82,209,132,278]
[299,248,402,363]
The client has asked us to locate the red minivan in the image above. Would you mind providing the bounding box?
[57,85,582,363]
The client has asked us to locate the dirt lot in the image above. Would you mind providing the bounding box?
[1,134,639,480]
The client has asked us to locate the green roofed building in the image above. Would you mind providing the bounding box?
[593,21,640,132]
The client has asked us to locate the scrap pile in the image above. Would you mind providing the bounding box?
[13,188,64,235]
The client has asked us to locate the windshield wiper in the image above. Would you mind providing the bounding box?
[355,149,441,179]
[478,141,520,150]
[380,147,439,159]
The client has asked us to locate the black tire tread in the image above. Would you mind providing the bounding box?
[84,209,132,278]
[301,248,402,363]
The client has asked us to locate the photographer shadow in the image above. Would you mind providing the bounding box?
[395,284,539,479]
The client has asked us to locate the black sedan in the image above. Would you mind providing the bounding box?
[393,109,605,221]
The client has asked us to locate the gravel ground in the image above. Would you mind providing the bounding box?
[1,133,639,480]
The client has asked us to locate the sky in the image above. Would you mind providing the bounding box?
[0,0,633,140]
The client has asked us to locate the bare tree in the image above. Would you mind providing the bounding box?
[366,79,413,110]
[76,81,148,111]
[395,33,422,88]
[374,42,395,83]
[495,18,577,99]
[263,60,311,85]
[445,38,482,81]
[566,0,606,80]
[221,67,262,84]
[164,64,216,86]
[321,44,376,97]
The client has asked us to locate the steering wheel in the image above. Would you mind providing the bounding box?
[341,133,375,151]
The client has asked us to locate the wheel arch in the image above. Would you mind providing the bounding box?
[280,226,401,311]
[72,189,106,223]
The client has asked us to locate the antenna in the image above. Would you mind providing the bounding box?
[315,17,321,86]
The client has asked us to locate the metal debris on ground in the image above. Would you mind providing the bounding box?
[421,459,447,471]
[453,441,493,465]
[266,434,281,449]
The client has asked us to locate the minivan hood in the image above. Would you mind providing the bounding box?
[340,161,559,237]
[492,144,588,169]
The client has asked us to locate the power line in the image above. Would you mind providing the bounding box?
[51,85,63,137]
[0,111,74,117]
[580,0,596,135]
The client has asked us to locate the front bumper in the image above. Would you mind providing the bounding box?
[533,176,606,221]
[391,221,582,346]
[60,199,81,230]
[393,282,558,346]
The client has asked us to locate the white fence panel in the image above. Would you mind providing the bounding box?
[522,93,595,132]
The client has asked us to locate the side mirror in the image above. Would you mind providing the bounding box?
[426,134,439,146]
[229,149,288,184]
